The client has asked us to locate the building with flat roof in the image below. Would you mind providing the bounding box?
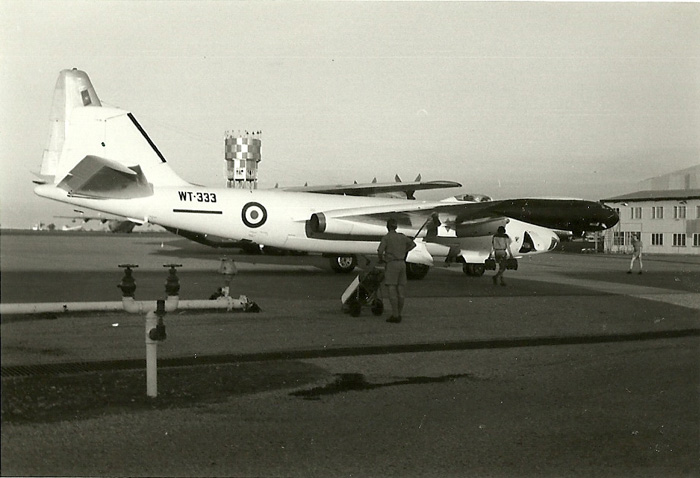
[600,165,700,255]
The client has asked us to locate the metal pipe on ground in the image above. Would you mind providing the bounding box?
[0,296,257,315]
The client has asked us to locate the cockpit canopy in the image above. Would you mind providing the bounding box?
[453,193,493,203]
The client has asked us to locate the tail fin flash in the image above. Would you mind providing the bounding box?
[41,69,188,188]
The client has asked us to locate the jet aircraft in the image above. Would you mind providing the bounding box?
[34,69,619,279]
[55,210,137,233]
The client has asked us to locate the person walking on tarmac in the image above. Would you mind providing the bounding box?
[491,225,514,286]
[378,217,416,323]
[628,234,643,274]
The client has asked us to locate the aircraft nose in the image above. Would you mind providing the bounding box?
[604,206,620,229]
[587,203,620,231]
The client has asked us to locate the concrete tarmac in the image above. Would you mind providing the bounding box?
[1,232,699,477]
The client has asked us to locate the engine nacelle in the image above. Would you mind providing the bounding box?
[516,228,560,254]
[308,212,389,237]
[455,218,508,238]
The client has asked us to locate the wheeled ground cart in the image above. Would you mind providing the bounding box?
[341,267,385,317]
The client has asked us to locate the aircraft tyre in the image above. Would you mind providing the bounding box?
[463,263,486,277]
[330,255,357,273]
[406,263,430,280]
[348,298,362,317]
[371,299,384,316]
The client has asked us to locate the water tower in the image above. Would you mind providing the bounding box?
[224,131,262,189]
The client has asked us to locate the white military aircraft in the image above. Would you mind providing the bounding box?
[34,69,619,279]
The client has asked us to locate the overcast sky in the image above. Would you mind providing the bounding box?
[1,1,699,228]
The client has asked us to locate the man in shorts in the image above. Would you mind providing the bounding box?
[378,218,416,323]
[628,234,643,274]
[491,225,514,286]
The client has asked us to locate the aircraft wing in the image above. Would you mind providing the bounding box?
[447,198,620,234]
[283,179,462,199]
[307,198,619,238]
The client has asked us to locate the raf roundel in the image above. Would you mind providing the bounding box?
[241,202,268,228]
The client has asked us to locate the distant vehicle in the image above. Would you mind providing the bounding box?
[34,69,619,279]
[31,222,55,231]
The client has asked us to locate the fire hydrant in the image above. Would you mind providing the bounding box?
[117,264,138,297]
[145,299,167,397]
[163,263,182,311]
[118,264,180,398]
[218,257,237,297]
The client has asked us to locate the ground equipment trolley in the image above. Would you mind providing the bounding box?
[341,267,385,317]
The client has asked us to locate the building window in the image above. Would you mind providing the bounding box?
[614,232,625,246]
[625,232,640,244]
[696,205,700,219]
[694,234,700,247]
[672,234,686,247]
[651,206,663,219]
[630,207,642,219]
[651,233,663,246]
[674,206,686,219]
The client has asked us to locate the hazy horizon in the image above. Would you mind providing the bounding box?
[2,1,699,228]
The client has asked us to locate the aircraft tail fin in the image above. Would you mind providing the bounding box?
[41,69,189,188]
[41,69,101,178]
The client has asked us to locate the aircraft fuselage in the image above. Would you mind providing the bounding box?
[35,184,559,262]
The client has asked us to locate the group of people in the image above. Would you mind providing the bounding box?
[376,219,515,324]
[376,218,644,324]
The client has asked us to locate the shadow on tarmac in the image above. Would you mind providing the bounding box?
[3,328,698,379]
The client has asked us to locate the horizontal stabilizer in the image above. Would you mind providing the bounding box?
[57,155,153,199]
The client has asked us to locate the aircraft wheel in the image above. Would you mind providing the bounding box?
[371,299,384,316]
[348,298,362,317]
[463,263,485,277]
[330,255,357,273]
[406,263,430,280]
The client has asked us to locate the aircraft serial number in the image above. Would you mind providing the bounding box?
[178,191,217,203]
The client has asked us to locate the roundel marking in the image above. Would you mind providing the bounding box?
[241,202,267,228]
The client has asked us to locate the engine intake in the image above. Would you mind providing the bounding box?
[309,213,327,234]
[307,212,391,237]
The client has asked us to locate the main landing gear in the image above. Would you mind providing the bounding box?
[406,263,430,280]
[329,255,358,273]
[328,255,431,280]
[462,263,486,277]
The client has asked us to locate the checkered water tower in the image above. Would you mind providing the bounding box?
[224,131,262,189]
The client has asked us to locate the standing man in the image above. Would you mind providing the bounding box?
[378,218,416,323]
[491,225,514,286]
[628,234,643,274]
